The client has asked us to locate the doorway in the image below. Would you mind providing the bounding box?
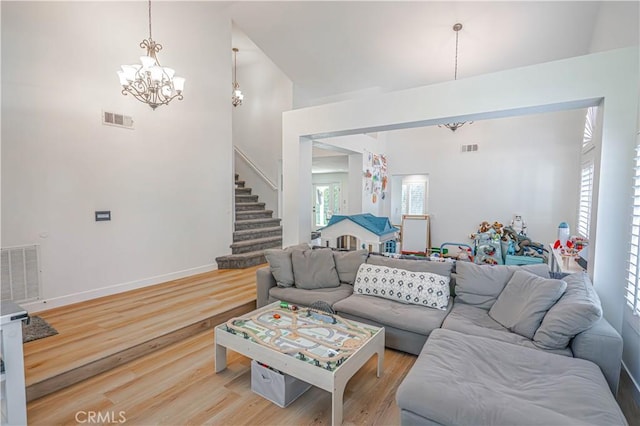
[313,183,341,229]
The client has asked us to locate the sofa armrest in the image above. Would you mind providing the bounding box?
[571,317,623,395]
[256,267,276,308]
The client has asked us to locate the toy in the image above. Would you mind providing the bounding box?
[273,313,281,319]
[510,214,527,236]
[491,221,504,237]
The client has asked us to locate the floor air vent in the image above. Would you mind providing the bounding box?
[461,144,479,153]
[1,245,41,303]
[103,111,134,129]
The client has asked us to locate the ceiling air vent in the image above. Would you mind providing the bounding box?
[461,144,478,153]
[102,111,134,129]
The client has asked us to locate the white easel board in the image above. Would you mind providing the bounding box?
[400,215,431,255]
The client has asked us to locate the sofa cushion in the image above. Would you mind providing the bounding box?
[442,300,572,356]
[291,248,340,289]
[396,328,627,426]
[455,262,550,309]
[333,294,451,336]
[534,272,603,350]
[269,284,353,308]
[353,264,450,310]
[264,249,295,287]
[366,255,453,276]
[489,270,567,339]
[332,249,368,284]
[264,243,309,287]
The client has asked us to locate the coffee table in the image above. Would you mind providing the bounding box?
[214,301,385,425]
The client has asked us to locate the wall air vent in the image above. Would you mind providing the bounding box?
[461,144,479,153]
[1,245,41,303]
[102,111,134,129]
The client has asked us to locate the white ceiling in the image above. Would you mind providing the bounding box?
[230,1,638,173]
[228,1,640,106]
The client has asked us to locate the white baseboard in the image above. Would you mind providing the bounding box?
[22,264,218,313]
[622,360,640,406]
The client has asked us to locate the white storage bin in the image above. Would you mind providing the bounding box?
[251,360,311,408]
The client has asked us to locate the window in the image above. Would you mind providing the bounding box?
[577,107,596,239]
[577,160,594,239]
[626,144,640,317]
[401,182,426,215]
[582,106,597,150]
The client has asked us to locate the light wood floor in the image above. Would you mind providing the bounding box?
[27,330,415,425]
[24,266,261,400]
[24,266,640,425]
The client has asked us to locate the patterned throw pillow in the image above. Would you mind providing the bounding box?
[353,264,450,310]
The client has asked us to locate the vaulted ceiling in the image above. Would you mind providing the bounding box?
[230,1,638,107]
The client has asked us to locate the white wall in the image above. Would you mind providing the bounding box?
[1,1,233,310]
[385,110,583,246]
[347,153,363,214]
[232,26,292,215]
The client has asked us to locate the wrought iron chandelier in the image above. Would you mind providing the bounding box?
[117,0,185,110]
[439,23,473,132]
[232,48,244,107]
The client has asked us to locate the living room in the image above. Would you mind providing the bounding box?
[1,1,639,424]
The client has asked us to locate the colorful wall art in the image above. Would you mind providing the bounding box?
[363,150,388,204]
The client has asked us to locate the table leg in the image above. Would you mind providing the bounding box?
[331,383,345,426]
[215,342,227,372]
[377,346,384,378]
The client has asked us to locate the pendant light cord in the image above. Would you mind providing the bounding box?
[148,0,152,40]
[233,48,238,85]
[454,29,459,81]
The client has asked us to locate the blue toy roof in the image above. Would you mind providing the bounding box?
[322,213,397,236]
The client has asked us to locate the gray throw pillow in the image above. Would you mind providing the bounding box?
[292,248,341,289]
[455,262,551,310]
[264,243,309,287]
[333,249,369,284]
[488,270,567,339]
[533,272,602,350]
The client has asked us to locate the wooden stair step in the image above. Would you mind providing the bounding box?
[23,268,261,402]
[235,180,245,188]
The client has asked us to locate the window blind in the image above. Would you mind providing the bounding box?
[577,161,594,239]
[582,106,596,150]
[626,145,640,316]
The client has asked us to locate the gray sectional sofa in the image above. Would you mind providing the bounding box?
[255,247,627,425]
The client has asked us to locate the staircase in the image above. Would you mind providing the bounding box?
[215,174,282,269]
